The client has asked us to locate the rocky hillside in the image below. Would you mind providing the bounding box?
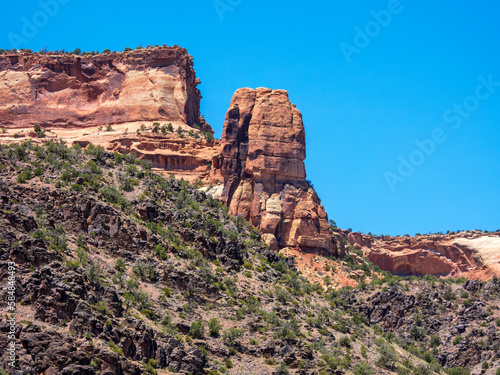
[345,230,500,280]
[1,140,500,375]
[0,48,340,257]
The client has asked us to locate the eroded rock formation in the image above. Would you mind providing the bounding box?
[0,47,210,131]
[214,88,338,255]
[346,230,500,279]
[0,48,341,257]
[106,132,221,183]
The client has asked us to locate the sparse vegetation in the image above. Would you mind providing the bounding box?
[0,139,498,375]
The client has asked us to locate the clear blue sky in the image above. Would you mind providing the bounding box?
[1,0,499,235]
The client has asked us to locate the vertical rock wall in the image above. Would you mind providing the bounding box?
[217,88,339,255]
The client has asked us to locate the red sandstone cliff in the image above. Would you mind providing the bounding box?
[0,47,210,132]
[346,230,500,280]
[3,47,497,273]
[0,48,340,256]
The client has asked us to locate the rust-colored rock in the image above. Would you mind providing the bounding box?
[105,131,221,184]
[346,230,500,280]
[0,49,340,256]
[216,88,337,255]
[0,47,211,132]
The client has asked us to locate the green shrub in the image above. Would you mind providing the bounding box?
[189,320,205,339]
[338,336,351,348]
[141,309,155,319]
[65,260,81,269]
[160,314,178,335]
[430,334,441,347]
[208,318,221,336]
[34,123,45,138]
[101,186,130,209]
[133,261,157,281]
[34,166,43,176]
[353,363,373,375]
[222,328,244,346]
[115,258,126,272]
[203,132,214,142]
[86,160,102,174]
[92,301,110,315]
[88,263,103,285]
[443,368,470,375]
[396,365,412,375]
[275,362,289,375]
[16,167,32,183]
[107,341,124,356]
[376,344,397,369]
[152,244,168,259]
[61,170,71,182]
[360,344,367,358]
[71,183,84,192]
[85,144,105,161]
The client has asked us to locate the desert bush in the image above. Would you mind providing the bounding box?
[353,363,373,375]
[275,362,289,375]
[189,320,205,339]
[376,344,397,369]
[223,328,244,346]
[208,318,221,336]
[107,341,123,356]
[115,258,126,272]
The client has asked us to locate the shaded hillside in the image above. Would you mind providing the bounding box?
[0,140,499,374]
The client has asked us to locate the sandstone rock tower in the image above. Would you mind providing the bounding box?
[216,88,339,255]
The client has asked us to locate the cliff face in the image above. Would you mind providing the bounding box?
[0,48,339,257]
[215,88,338,255]
[0,47,210,131]
[347,230,500,280]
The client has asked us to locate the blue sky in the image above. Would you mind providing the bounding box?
[1,0,499,235]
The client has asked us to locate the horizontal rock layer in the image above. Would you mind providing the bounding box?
[347,230,500,279]
[0,47,210,131]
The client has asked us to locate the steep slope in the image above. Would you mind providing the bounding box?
[0,49,341,258]
[1,141,500,375]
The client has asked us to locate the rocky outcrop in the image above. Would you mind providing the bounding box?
[214,88,337,255]
[106,132,221,184]
[346,230,500,279]
[0,47,210,131]
[0,48,340,256]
